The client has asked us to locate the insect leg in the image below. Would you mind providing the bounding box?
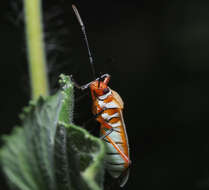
[99,118,130,163]
[100,128,114,140]
[117,168,130,187]
[70,75,95,90]
[75,91,89,102]
[82,108,106,128]
[71,74,111,90]
[105,135,130,164]
[70,75,84,90]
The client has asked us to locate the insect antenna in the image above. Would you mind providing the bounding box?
[98,77,101,88]
[98,72,102,88]
[72,4,96,79]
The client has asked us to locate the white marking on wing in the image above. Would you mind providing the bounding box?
[98,100,119,109]
[106,101,119,108]
[101,112,119,120]
[110,121,121,128]
[98,90,111,100]
[98,100,105,108]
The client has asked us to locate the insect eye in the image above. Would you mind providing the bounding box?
[103,88,109,94]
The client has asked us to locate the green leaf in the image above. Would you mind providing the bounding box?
[54,123,105,190]
[55,123,105,190]
[0,93,62,190]
[0,74,105,190]
[58,74,74,124]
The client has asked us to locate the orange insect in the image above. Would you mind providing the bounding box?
[72,5,131,187]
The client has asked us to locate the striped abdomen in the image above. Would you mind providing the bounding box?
[93,89,130,186]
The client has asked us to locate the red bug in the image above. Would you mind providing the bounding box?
[72,5,131,187]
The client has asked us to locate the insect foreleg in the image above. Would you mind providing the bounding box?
[71,76,94,90]
[71,74,111,90]
[70,75,82,89]
[75,91,90,102]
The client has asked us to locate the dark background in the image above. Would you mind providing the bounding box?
[1,0,209,189]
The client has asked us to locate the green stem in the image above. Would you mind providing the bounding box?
[24,0,49,99]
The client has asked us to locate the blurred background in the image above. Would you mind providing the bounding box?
[1,0,209,189]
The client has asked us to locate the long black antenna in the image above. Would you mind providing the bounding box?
[72,4,96,79]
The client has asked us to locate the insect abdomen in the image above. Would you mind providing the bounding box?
[96,92,130,182]
[103,133,128,178]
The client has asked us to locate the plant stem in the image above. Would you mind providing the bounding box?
[24,0,49,99]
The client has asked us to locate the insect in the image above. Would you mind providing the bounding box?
[72,5,131,187]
